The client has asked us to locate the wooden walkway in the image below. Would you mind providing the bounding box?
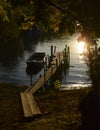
[20,47,70,118]
[20,92,42,118]
[26,52,64,94]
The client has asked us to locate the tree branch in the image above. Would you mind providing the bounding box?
[45,0,72,14]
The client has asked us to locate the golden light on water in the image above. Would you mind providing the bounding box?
[77,41,85,54]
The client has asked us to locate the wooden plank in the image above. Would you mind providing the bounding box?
[20,92,33,117]
[20,92,42,118]
[26,93,42,115]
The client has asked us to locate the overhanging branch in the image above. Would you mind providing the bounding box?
[45,0,72,14]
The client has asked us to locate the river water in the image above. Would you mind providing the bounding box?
[0,32,92,89]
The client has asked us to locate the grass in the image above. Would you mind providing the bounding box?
[0,83,88,130]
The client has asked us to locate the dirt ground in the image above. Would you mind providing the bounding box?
[0,83,87,130]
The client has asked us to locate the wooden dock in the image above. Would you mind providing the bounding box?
[20,46,70,118]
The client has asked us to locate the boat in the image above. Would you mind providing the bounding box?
[26,65,42,75]
[26,52,46,68]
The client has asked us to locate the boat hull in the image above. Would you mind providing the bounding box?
[26,61,43,68]
[26,52,46,68]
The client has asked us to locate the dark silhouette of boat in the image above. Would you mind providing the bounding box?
[26,65,42,75]
[26,52,46,68]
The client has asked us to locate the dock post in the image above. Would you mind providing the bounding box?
[30,75,32,85]
[47,54,50,67]
[64,47,67,65]
[51,45,53,57]
[65,45,67,49]
[54,46,56,54]
[64,45,69,67]
[59,53,61,63]
[68,47,70,66]
[44,65,46,87]
[56,59,58,68]
[45,56,48,70]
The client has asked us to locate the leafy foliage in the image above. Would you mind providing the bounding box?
[0,0,100,42]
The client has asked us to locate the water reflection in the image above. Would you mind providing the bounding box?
[0,29,44,84]
[0,32,92,85]
[77,41,85,54]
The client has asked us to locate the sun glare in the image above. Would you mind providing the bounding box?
[77,41,85,54]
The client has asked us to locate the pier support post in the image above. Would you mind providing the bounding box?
[56,59,58,68]
[51,45,53,57]
[47,54,50,67]
[43,61,47,86]
[59,53,61,63]
[67,47,70,66]
[54,46,56,54]
[64,46,67,65]
[30,75,33,85]
[64,45,70,67]
[45,56,48,70]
